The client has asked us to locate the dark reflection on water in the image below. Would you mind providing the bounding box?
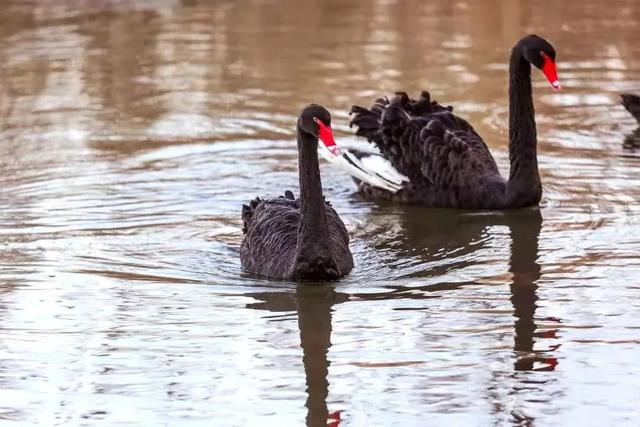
[506,210,558,372]
[247,210,559,426]
[623,127,640,151]
[247,285,347,427]
[2,0,640,425]
[296,287,335,427]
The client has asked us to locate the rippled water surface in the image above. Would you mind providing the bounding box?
[2,0,640,425]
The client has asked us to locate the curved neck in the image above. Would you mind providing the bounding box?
[296,126,330,259]
[506,47,542,206]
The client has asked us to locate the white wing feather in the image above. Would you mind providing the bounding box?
[359,154,408,185]
[318,141,408,193]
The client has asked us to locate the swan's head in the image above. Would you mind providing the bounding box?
[519,34,560,90]
[299,104,339,154]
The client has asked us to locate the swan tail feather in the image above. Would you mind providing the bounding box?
[241,197,263,234]
[349,97,388,145]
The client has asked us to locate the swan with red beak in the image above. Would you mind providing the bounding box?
[240,104,353,281]
[320,35,561,210]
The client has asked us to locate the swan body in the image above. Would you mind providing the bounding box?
[240,105,353,281]
[324,35,560,210]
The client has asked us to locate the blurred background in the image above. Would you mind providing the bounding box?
[1,0,640,426]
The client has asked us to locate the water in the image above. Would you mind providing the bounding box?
[1,0,640,425]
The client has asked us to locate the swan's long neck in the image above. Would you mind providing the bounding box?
[506,47,542,207]
[296,126,331,261]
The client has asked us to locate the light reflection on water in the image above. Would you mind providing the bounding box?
[1,0,640,425]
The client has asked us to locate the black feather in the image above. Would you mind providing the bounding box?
[239,194,352,280]
[350,91,503,208]
[240,104,353,281]
[621,93,640,124]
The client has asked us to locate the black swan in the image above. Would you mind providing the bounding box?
[321,35,560,209]
[240,104,353,281]
[621,93,640,124]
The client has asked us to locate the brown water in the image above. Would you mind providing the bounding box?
[1,0,640,425]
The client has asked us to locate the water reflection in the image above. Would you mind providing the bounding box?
[372,206,499,279]
[484,210,562,423]
[246,285,348,427]
[246,209,558,425]
[296,286,344,427]
[507,210,558,372]
[622,128,640,150]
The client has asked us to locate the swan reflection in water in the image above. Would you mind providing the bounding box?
[622,128,640,150]
[621,93,640,150]
[369,206,559,370]
[244,208,558,425]
[246,285,346,427]
[506,210,559,371]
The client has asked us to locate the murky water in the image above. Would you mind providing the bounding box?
[1,0,640,425]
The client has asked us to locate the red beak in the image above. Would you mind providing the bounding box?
[541,52,561,90]
[314,117,340,155]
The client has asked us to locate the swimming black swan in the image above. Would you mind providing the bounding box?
[321,35,560,209]
[621,93,640,124]
[240,105,353,281]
